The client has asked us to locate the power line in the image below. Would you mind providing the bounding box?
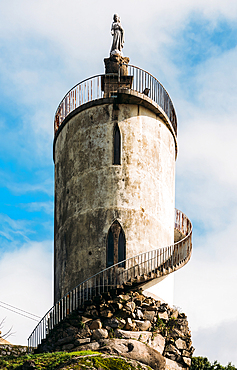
[0,301,40,322]
[0,301,41,319]
[0,304,39,322]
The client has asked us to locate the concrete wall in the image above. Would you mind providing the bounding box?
[54,100,176,302]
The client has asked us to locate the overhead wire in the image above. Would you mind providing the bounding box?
[0,301,40,322]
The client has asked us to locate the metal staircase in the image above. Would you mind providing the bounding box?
[28,209,192,349]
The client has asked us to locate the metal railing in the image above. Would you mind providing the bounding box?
[54,65,177,135]
[28,209,192,350]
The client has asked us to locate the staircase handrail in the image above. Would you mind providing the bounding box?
[28,208,192,350]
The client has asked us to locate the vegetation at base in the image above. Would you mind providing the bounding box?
[0,351,99,369]
[191,357,237,370]
[0,350,149,369]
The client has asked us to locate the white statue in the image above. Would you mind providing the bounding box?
[110,14,124,56]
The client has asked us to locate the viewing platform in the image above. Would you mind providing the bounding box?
[54,65,177,140]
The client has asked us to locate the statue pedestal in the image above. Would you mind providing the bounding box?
[103,55,132,97]
[104,54,130,76]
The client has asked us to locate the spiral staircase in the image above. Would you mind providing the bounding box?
[28,209,192,349]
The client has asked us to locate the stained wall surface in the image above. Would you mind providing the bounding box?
[54,101,176,302]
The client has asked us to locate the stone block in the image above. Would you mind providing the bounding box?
[74,341,100,352]
[169,328,184,339]
[89,320,102,330]
[134,320,151,331]
[104,318,122,328]
[175,338,187,350]
[76,327,91,339]
[148,334,165,354]
[92,328,108,340]
[118,294,130,302]
[115,329,148,341]
[125,318,136,330]
[183,357,191,367]
[182,350,191,357]
[125,301,136,312]
[165,344,181,356]
[165,358,186,370]
[158,312,169,321]
[74,338,91,346]
[143,311,156,321]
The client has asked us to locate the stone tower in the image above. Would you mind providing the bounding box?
[53,18,180,304]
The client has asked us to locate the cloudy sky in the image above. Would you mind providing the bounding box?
[0,0,237,365]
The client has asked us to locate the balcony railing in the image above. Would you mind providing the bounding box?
[54,65,177,135]
[28,209,192,350]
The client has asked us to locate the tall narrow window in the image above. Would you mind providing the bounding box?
[107,229,114,267]
[106,220,126,267]
[113,124,121,165]
[118,229,126,267]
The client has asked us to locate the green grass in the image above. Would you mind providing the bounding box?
[0,351,151,369]
[0,350,99,369]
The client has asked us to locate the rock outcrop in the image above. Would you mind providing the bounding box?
[37,289,194,369]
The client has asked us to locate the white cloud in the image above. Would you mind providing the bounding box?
[0,170,53,196]
[174,211,237,365]
[193,319,237,366]
[19,201,54,215]
[0,242,53,345]
[172,21,237,365]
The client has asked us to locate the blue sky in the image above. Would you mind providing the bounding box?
[0,0,237,365]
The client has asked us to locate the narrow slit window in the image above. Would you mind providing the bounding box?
[107,229,114,267]
[113,124,121,165]
[118,229,126,267]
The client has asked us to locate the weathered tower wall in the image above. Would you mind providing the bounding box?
[54,95,176,303]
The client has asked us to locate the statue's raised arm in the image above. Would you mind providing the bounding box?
[110,14,124,56]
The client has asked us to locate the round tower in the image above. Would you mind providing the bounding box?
[53,19,178,303]
[27,17,193,351]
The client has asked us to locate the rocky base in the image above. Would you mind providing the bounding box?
[37,289,194,369]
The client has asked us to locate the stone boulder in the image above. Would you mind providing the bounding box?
[99,338,166,370]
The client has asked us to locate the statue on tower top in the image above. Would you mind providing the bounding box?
[104,14,129,75]
[110,14,124,56]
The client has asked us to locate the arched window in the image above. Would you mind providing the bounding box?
[113,124,121,165]
[106,220,126,268]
